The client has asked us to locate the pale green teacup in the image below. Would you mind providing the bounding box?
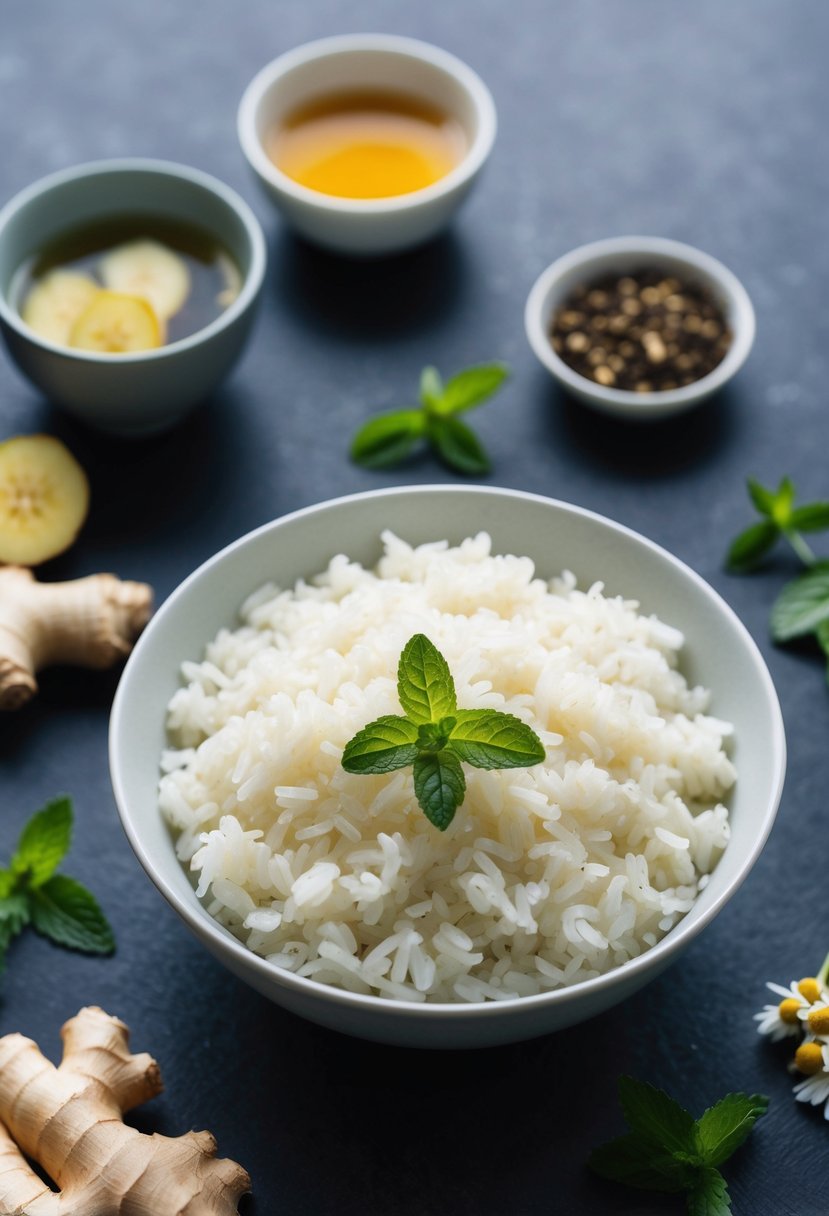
[0,159,266,437]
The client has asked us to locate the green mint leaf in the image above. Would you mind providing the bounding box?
[397,634,457,725]
[341,715,419,774]
[770,562,829,641]
[11,795,72,888]
[773,476,796,523]
[419,366,443,410]
[439,363,509,414]
[588,1133,689,1193]
[694,1093,769,1168]
[30,875,115,954]
[412,751,465,830]
[746,477,776,519]
[591,1081,764,1214]
[350,410,424,469]
[788,502,829,533]
[448,709,545,769]
[0,869,14,900]
[429,416,491,475]
[687,1166,731,1216]
[725,521,779,572]
[0,893,31,951]
[617,1077,697,1159]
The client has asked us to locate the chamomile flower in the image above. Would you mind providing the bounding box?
[757,957,829,1121]
[754,978,823,1042]
[793,1042,829,1120]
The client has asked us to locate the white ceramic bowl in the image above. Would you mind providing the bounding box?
[110,486,785,1048]
[237,34,497,256]
[0,159,267,437]
[525,236,756,419]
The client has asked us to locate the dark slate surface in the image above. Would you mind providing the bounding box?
[1,2,827,1213]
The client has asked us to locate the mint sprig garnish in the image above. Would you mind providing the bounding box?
[341,633,545,830]
[0,796,115,972]
[726,476,829,572]
[350,362,509,475]
[726,475,829,683]
[589,1077,768,1215]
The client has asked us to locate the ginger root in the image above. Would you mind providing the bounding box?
[0,566,152,710]
[0,1006,251,1215]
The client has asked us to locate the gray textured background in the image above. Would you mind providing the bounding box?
[1,2,828,1213]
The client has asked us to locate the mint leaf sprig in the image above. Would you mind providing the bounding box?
[0,796,115,972]
[589,1077,768,1216]
[341,634,545,830]
[726,476,829,678]
[726,476,829,572]
[350,363,509,475]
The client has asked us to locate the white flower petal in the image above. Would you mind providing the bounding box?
[768,981,795,999]
[793,1074,829,1106]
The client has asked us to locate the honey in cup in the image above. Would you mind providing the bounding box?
[268,90,468,199]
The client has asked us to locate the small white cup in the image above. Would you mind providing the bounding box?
[238,34,497,256]
[525,236,756,420]
[0,159,266,437]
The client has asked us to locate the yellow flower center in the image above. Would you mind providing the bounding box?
[779,997,802,1024]
[807,1006,829,1036]
[799,978,822,1004]
[795,1041,825,1075]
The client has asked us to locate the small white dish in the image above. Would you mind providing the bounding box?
[0,159,267,438]
[525,236,756,420]
[110,485,785,1048]
[237,34,497,256]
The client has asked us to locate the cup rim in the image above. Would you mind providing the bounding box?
[0,157,267,364]
[109,483,786,1023]
[524,236,756,417]
[237,33,497,215]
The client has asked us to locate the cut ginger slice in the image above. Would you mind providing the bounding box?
[0,435,90,566]
[68,291,162,353]
[21,270,100,346]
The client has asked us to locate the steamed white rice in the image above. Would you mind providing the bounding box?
[159,531,734,1003]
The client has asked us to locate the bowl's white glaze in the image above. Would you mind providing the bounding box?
[238,34,497,256]
[525,236,756,419]
[110,486,785,1047]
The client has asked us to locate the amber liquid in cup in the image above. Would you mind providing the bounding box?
[267,90,468,199]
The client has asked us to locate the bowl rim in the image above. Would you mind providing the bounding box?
[0,157,267,364]
[524,235,756,417]
[237,33,497,215]
[110,484,786,1023]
